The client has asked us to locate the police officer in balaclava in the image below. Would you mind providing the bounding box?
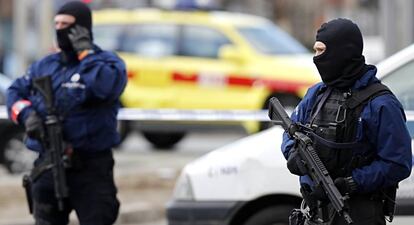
[282,18,412,225]
[7,1,127,224]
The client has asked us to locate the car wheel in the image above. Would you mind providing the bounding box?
[0,130,37,174]
[142,131,186,150]
[242,205,294,225]
[260,94,301,131]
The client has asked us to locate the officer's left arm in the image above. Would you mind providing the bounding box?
[352,95,413,193]
[78,53,127,101]
[281,108,300,160]
[6,66,36,124]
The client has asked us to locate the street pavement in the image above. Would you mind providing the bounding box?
[0,130,247,225]
[0,130,413,225]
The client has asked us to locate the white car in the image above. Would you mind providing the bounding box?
[166,44,414,225]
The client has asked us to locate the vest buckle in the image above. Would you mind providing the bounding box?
[335,105,347,123]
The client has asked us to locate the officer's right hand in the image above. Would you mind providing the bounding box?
[68,24,93,54]
[287,147,307,176]
[310,184,328,201]
[24,111,44,140]
[310,177,358,202]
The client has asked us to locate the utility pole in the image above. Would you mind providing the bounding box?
[38,0,54,58]
[380,0,414,57]
[13,0,29,77]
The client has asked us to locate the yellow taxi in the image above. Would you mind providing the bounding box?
[93,8,320,148]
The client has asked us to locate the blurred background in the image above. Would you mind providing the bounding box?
[1,1,414,225]
[0,0,413,77]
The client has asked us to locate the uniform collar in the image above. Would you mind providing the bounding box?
[351,65,379,90]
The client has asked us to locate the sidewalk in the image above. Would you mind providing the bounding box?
[0,167,179,225]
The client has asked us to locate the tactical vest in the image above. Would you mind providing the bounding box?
[307,83,392,179]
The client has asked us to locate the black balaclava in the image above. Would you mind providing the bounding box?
[56,1,93,53]
[313,18,368,89]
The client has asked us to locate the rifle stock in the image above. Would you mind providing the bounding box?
[268,97,353,224]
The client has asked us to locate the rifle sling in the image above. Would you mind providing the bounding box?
[310,87,333,125]
[308,132,364,149]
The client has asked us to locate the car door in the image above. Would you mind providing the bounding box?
[118,23,182,108]
[166,24,255,110]
[380,60,414,217]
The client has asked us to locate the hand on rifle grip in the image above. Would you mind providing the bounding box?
[24,111,44,140]
[287,147,307,176]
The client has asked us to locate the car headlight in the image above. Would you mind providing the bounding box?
[172,173,194,200]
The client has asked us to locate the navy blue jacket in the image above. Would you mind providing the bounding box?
[7,45,127,153]
[281,66,412,193]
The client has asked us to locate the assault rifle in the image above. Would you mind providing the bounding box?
[268,97,353,224]
[24,75,69,212]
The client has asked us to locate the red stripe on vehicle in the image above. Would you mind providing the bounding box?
[260,79,313,93]
[172,71,314,93]
[227,76,255,87]
[173,72,198,82]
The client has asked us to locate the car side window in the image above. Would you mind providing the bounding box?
[94,24,179,57]
[381,60,414,110]
[93,25,124,52]
[180,25,231,59]
[119,24,179,58]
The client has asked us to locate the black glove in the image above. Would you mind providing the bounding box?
[68,24,93,54]
[287,147,307,176]
[310,184,328,201]
[301,184,319,211]
[24,111,44,140]
[310,177,358,201]
[334,177,358,195]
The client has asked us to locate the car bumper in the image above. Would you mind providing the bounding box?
[166,200,241,225]
[396,198,414,215]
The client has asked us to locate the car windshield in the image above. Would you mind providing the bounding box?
[237,23,308,55]
[381,60,414,111]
